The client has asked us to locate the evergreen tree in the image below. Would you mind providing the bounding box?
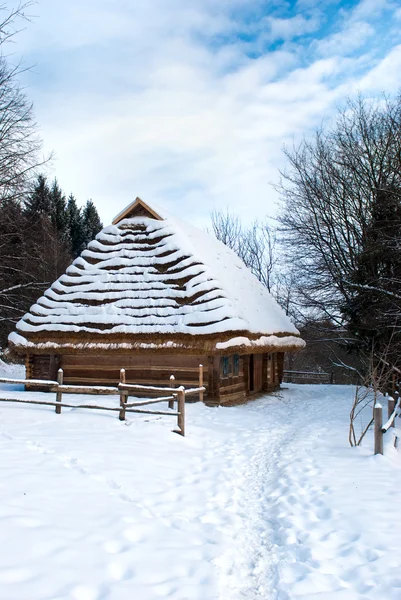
[24,174,52,216]
[49,178,68,240]
[2,176,103,347]
[345,186,401,362]
[66,194,85,257]
[82,200,103,247]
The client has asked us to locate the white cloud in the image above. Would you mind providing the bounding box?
[315,21,374,56]
[263,13,321,42]
[351,0,393,21]
[31,51,347,225]
[357,44,401,92]
[13,0,401,228]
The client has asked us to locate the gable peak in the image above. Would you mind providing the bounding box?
[112,197,163,224]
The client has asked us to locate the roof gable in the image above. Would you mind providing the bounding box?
[112,197,163,224]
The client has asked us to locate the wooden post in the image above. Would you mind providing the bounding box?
[55,368,63,414]
[25,354,33,380]
[374,403,383,455]
[177,386,185,437]
[119,369,127,421]
[199,364,204,402]
[168,375,175,410]
[273,353,279,385]
[267,354,272,386]
[388,396,396,428]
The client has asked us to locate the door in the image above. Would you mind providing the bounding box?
[249,354,254,392]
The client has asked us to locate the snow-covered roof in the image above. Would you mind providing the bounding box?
[9,199,304,354]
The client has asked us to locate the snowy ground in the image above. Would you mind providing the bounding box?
[0,360,401,600]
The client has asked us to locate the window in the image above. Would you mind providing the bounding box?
[233,354,240,376]
[221,356,231,377]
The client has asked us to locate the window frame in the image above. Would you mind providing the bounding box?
[220,355,231,378]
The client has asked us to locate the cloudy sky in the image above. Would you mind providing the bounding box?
[14,0,401,226]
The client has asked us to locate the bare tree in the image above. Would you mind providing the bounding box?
[0,3,50,350]
[0,3,47,204]
[277,93,401,367]
[349,341,396,447]
[241,223,277,292]
[210,209,243,255]
[211,210,278,293]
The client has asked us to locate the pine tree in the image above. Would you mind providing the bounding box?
[66,194,85,257]
[82,200,103,248]
[345,186,401,363]
[49,178,68,240]
[24,174,52,215]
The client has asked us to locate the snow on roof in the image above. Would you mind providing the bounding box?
[11,199,302,348]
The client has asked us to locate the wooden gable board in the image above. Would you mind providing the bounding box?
[112,197,163,224]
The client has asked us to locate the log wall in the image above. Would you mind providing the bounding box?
[219,356,246,405]
[27,350,286,405]
[263,352,281,392]
[31,354,53,380]
[28,354,59,391]
[206,356,221,406]
[59,353,208,400]
[253,354,263,392]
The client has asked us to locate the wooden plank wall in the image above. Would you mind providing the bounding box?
[31,354,52,380]
[60,353,208,399]
[206,356,221,406]
[25,354,33,380]
[28,350,286,404]
[277,353,284,383]
[219,356,246,405]
[264,353,273,391]
[253,354,263,392]
[219,352,282,404]
[263,352,283,391]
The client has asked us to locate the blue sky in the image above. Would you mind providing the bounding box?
[12,0,401,226]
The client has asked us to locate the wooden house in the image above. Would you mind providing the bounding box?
[8,198,305,405]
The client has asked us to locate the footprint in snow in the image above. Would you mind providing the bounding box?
[107,479,122,490]
[315,507,332,520]
[107,561,134,581]
[103,540,128,555]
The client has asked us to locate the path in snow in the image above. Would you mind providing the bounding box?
[0,375,401,599]
[214,386,401,600]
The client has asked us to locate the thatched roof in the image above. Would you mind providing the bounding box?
[9,198,305,355]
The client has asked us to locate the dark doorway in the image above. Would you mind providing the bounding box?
[249,354,254,392]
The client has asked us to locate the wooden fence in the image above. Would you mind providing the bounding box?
[374,393,401,454]
[283,370,334,384]
[0,365,206,437]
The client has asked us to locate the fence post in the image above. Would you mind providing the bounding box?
[388,396,396,428]
[177,386,185,437]
[169,375,175,410]
[199,364,204,402]
[55,368,63,414]
[119,369,127,421]
[394,390,400,413]
[374,403,383,455]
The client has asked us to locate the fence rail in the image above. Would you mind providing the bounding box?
[0,365,206,437]
[283,370,334,384]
